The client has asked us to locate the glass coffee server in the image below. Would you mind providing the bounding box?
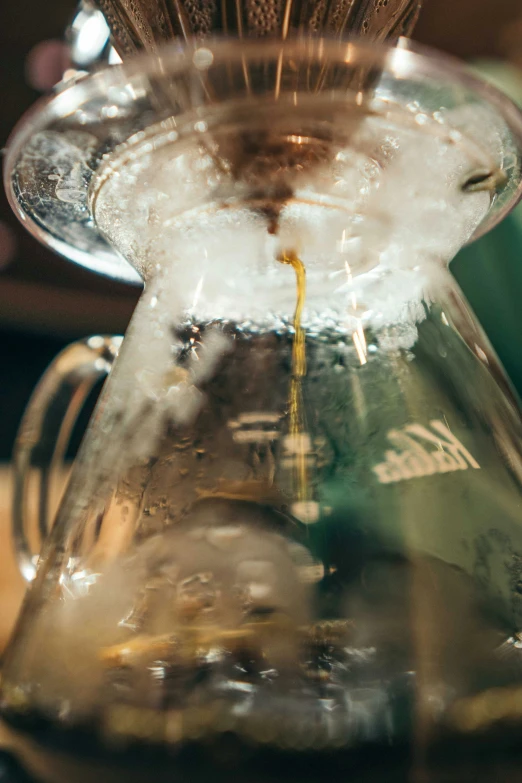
[3,34,522,783]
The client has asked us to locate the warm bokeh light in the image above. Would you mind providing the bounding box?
[25,39,70,92]
[0,222,17,270]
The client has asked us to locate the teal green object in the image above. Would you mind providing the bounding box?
[451,61,522,396]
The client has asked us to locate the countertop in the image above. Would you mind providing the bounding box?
[0,466,25,658]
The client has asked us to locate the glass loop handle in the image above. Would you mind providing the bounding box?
[12,335,122,582]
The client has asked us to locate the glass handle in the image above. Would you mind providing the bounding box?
[12,335,123,582]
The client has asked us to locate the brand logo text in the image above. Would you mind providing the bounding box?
[373,420,480,484]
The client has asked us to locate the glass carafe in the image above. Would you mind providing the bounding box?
[4,38,522,783]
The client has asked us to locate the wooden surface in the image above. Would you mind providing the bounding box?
[0,466,30,656]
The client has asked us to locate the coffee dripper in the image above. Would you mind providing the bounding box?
[3,16,522,783]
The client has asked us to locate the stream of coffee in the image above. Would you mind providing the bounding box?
[278,249,310,511]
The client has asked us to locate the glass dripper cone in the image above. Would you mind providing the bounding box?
[93,0,422,57]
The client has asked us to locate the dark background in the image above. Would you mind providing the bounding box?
[1,0,522,459]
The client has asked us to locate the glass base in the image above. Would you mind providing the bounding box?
[5,714,522,783]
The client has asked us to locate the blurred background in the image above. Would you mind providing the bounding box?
[1,0,522,649]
